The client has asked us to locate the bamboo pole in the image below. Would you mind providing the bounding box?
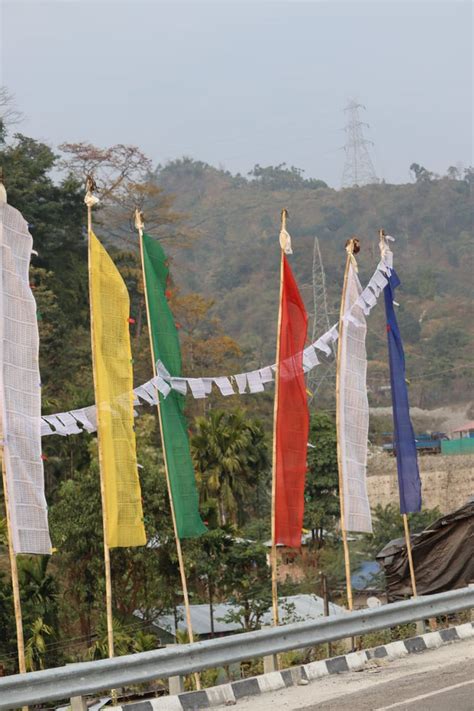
[270,208,288,628]
[1,451,27,677]
[135,211,201,691]
[402,513,418,597]
[335,238,359,612]
[85,179,116,676]
[378,229,418,599]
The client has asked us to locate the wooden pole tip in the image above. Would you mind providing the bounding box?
[345,237,361,254]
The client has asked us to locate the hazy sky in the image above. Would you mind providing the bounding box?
[1,0,472,187]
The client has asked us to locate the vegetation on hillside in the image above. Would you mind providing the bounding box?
[154,157,473,410]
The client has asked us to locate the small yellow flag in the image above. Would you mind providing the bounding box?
[89,231,146,548]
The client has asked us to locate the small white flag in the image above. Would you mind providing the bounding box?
[170,378,187,395]
[247,370,265,393]
[213,376,234,396]
[234,373,248,394]
[188,378,207,399]
[259,366,274,383]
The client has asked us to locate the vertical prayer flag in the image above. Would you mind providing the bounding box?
[141,233,206,539]
[338,262,372,533]
[0,202,51,554]
[384,270,422,513]
[274,255,309,547]
[89,231,146,548]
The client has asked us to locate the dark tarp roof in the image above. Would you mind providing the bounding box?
[376,497,474,601]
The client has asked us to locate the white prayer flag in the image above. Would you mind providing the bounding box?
[343,312,364,328]
[259,366,274,384]
[41,419,53,437]
[279,227,293,255]
[303,345,320,370]
[202,378,213,395]
[135,384,156,405]
[213,376,234,396]
[170,378,187,395]
[337,262,372,533]
[355,295,371,316]
[372,271,389,291]
[314,337,332,357]
[43,415,69,436]
[360,287,377,310]
[234,373,248,394]
[326,325,339,343]
[0,203,52,554]
[187,378,207,399]
[151,375,171,397]
[72,407,96,433]
[56,412,83,435]
[247,370,265,393]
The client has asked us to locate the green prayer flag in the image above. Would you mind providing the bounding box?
[142,232,206,538]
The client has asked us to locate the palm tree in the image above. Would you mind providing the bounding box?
[85,617,134,660]
[24,617,53,671]
[18,556,58,627]
[191,409,269,525]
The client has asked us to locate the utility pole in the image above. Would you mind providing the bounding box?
[341,100,378,188]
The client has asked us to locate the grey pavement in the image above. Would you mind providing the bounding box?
[295,659,474,710]
[215,637,474,711]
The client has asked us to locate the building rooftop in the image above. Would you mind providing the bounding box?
[139,594,346,637]
[451,421,474,433]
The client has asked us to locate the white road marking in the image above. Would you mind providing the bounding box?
[375,679,474,710]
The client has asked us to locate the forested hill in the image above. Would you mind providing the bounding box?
[154,160,473,409]
[1,131,472,412]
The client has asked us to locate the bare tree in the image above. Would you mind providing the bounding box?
[59,141,197,250]
[0,86,23,129]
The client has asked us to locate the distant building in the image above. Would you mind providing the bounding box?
[450,421,474,439]
[263,533,318,583]
[442,421,474,455]
[135,594,346,643]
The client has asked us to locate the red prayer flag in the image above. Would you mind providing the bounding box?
[274,255,309,547]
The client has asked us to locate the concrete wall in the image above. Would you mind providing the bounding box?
[367,452,474,513]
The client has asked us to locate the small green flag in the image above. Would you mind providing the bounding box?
[142,232,206,538]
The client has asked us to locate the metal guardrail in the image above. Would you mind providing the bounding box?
[0,586,472,709]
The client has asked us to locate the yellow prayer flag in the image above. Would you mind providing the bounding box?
[89,230,146,548]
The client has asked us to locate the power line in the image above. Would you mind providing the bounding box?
[341,100,378,188]
[307,237,335,403]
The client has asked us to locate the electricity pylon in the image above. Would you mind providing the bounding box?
[341,100,378,188]
[307,237,335,404]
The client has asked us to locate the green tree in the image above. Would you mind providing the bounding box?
[85,616,138,660]
[18,556,58,631]
[48,416,177,653]
[220,540,272,631]
[0,557,59,672]
[362,503,442,559]
[249,163,327,190]
[24,618,53,671]
[409,163,435,183]
[191,409,269,526]
[304,412,340,546]
[188,527,235,636]
[0,572,16,674]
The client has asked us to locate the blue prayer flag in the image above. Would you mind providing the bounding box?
[384,270,422,513]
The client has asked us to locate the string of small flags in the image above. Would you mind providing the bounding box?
[40,256,392,437]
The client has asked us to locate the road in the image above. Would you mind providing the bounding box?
[215,637,474,711]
